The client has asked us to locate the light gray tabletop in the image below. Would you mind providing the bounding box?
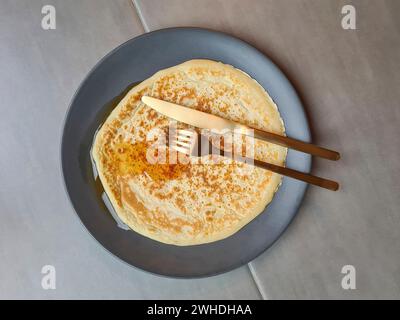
[0,0,399,299]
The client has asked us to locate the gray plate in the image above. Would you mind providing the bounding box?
[61,27,311,278]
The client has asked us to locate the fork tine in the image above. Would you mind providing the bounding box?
[176,135,192,142]
[177,129,196,137]
[175,140,192,148]
[170,144,191,155]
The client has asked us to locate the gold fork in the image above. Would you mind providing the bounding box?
[170,129,339,191]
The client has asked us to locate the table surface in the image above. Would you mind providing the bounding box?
[0,0,399,299]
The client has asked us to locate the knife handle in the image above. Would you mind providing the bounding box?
[252,159,339,191]
[251,128,340,161]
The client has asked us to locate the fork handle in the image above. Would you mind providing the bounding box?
[252,159,339,191]
[251,129,340,161]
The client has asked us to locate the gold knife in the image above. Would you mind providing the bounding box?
[142,96,340,161]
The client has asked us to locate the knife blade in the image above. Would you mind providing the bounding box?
[141,96,247,133]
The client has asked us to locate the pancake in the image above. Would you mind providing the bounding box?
[92,59,286,246]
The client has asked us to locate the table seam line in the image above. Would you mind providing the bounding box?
[248,263,267,300]
[132,0,150,32]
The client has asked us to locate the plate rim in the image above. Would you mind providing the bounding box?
[60,27,312,278]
